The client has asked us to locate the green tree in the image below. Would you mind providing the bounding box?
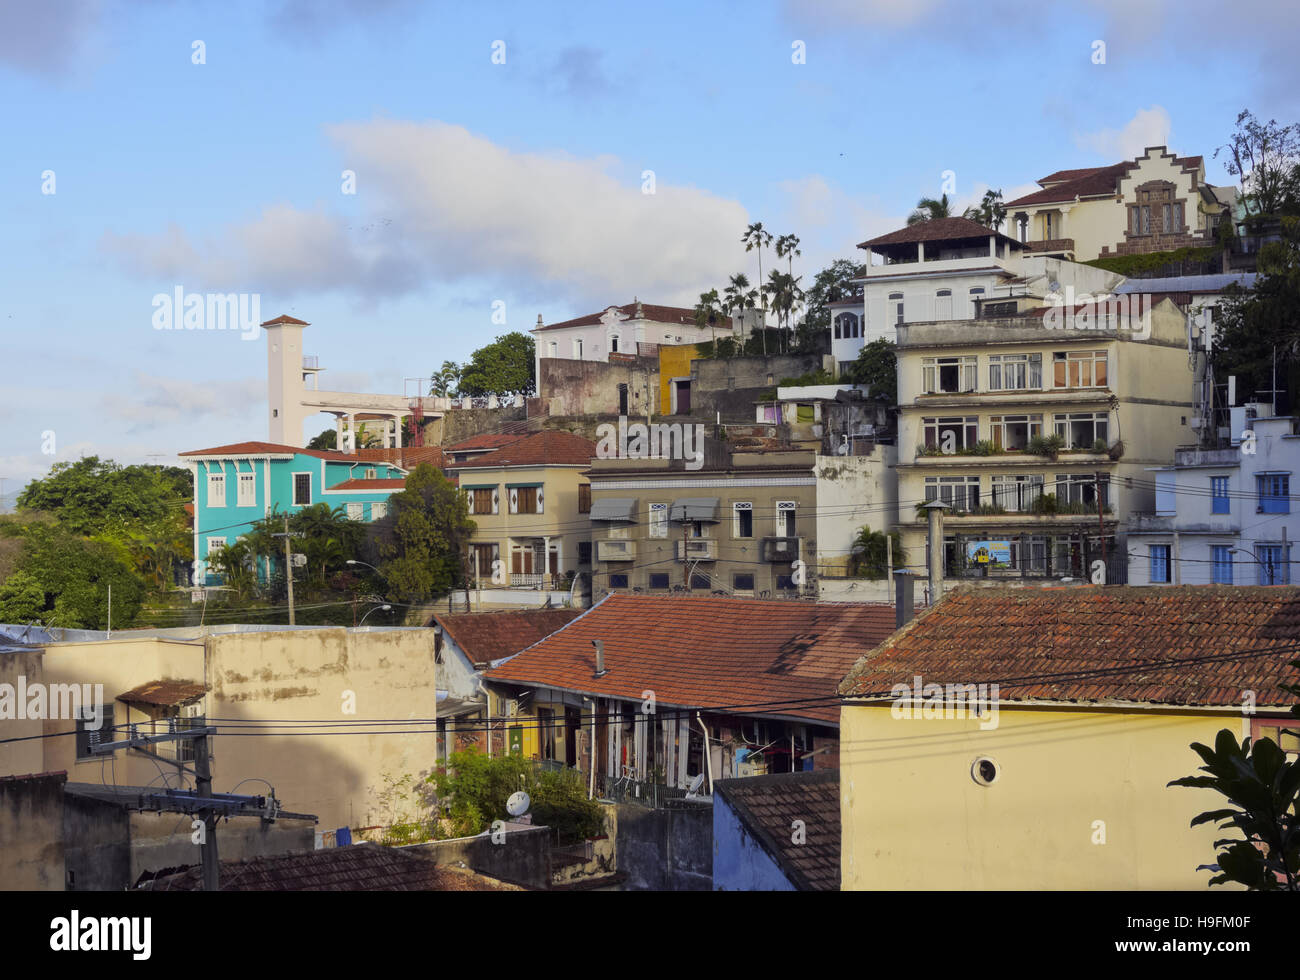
[693,288,724,348]
[0,569,46,622]
[1215,109,1300,221]
[843,338,898,404]
[803,258,863,345]
[849,525,905,579]
[458,332,536,397]
[10,523,144,629]
[369,464,476,601]
[963,189,1007,231]
[16,457,191,537]
[307,428,337,451]
[742,222,774,355]
[1168,666,1300,890]
[907,193,954,225]
[430,360,462,397]
[765,269,804,354]
[206,540,258,600]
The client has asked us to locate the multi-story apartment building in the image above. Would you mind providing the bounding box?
[1127,412,1299,586]
[442,430,596,588]
[586,447,818,598]
[894,296,1195,582]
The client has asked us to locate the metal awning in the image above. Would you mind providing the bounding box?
[669,497,720,522]
[589,497,638,522]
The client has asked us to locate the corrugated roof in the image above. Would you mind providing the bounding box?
[714,770,840,891]
[838,586,1300,707]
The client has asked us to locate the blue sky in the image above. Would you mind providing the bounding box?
[2,0,1296,503]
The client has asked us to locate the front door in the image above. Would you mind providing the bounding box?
[675,379,691,415]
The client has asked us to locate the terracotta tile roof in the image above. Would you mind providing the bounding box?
[260,314,310,326]
[117,680,206,708]
[535,302,700,333]
[356,446,446,469]
[445,430,596,469]
[0,771,68,785]
[430,609,585,665]
[328,478,408,491]
[444,434,528,453]
[1005,163,1129,207]
[1037,166,1111,186]
[179,440,356,461]
[136,843,519,891]
[486,595,898,724]
[714,770,840,891]
[857,216,1022,250]
[838,586,1300,707]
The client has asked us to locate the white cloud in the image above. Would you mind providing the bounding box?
[98,373,263,434]
[1075,106,1173,161]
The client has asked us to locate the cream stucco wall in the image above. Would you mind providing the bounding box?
[840,703,1247,889]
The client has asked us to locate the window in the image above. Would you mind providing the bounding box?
[1056,474,1109,508]
[1211,477,1230,514]
[776,574,796,590]
[293,473,311,506]
[371,502,387,520]
[578,484,591,514]
[988,414,1042,451]
[207,471,226,508]
[1256,474,1290,514]
[75,704,114,760]
[1258,544,1290,585]
[346,502,362,520]
[733,501,754,538]
[1052,350,1108,388]
[733,573,755,591]
[690,573,710,590]
[511,486,541,514]
[889,292,904,325]
[987,353,1042,391]
[969,286,985,317]
[922,356,977,393]
[207,537,226,560]
[469,488,495,515]
[549,342,558,357]
[1053,411,1109,449]
[776,501,797,536]
[1252,717,1300,758]
[649,572,670,590]
[1174,202,1184,231]
[578,541,592,563]
[1009,535,1048,573]
[924,476,980,512]
[989,474,1044,512]
[935,289,952,319]
[1150,545,1171,583]
[237,472,256,507]
[648,503,668,539]
[923,416,979,452]
[1212,545,1233,584]
[834,319,841,340]
[364,467,377,480]
[609,573,629,589]
[574,339,584,359]
[610,335,619,353]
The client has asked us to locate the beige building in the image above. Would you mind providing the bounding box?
[443,430,596,589]
[894,296,1195,583]
[1004,146,1231,263]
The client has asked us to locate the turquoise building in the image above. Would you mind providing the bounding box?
[178,440,408,584]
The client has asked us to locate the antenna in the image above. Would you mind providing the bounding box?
[506,790,531,818]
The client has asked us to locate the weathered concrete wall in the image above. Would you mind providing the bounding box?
[538,357,658,418]
[613,802,712,891]
[404,823,552,889]
[691,354,827,422]
[62,791,130,891]
[124,811,316,886]
[0,772,66,889]
[438,405,528,446]
[0,647,50,776]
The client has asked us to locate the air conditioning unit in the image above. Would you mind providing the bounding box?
[761,537,802,562]
[675,539,717,561]
[596,539,636,562]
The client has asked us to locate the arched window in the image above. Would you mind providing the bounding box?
[889,293,904,325]
[834,319,842,339]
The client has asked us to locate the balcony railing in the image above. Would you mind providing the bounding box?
[1023,238,1075,254]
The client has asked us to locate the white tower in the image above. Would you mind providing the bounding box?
[262,314,313,446]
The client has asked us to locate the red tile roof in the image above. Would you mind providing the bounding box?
[179,440,356,461]
[444,433,529,453]
[486,595,899,724]
[445,430,596,469]
[857,216,1022,250]
[328,478,408,491]
[431,609,585,664]
[838,586,1300,708]
[260,314,310,326]
[1037,166,1110,186]
[535,302,700,333]
[136,843,519,891]
[714,770,839,890]
[117,680,206,707]
[356,446,446,469]
[1005,163,1129,207]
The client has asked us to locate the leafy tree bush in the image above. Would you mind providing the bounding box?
[849,525,905,579]
[457,332,536,397]
[842,338,897,404]
[368,464,475,601]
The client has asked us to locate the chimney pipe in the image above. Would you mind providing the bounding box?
[592,639,607,678]
[924,501,950,606]
[894,571,916,629]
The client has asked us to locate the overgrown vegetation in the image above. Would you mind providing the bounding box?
[849,525,904,579]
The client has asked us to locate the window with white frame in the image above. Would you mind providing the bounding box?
[236,472,255,507]
[293,472,311,506]
[364,467,377,480]
[988,414,1042,451]
[1055,474,1109,507]
[207,537,226,559]
[990,474,1044,512]
[207,471,226,508]
[371,501,387,520]
[922,416,979,452]
[510,486,542,514]
[1052,350,1108,388]
[922,356,978,394]
[733,501,754,538]
[648,503,668,539]
[1009,535,1048,572]
[776,500,797,536]
[923,475,980,512]
[987,353,1042,391]
[889,292,904,325]
[346,502,363,520]
[1053,411,1109,449]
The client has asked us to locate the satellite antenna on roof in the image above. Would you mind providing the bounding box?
[684,773,707,800]
[506,791,531,817]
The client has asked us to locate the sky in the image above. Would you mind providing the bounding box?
[2,0,1297,505]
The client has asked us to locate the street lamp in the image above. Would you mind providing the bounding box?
[358,604,392,626]
[346,559,382,575]
[1229,547,1276,585]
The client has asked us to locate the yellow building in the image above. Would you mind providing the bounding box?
[836,586,1300,889]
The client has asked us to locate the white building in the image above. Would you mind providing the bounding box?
[1127,412,1299,586]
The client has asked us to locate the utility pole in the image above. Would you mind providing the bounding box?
[274,515,296,625]
[194,728,219,892]
[1095,471,1107,573]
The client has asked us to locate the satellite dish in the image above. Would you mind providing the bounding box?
[506,791,531,817]
[1049,280,1061,294]
[684,773,707,799]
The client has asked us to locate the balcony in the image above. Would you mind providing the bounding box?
[760,537,802,562]
[1173,447,1241,467]
[676,539,717,561]
[1023,238,1075,255]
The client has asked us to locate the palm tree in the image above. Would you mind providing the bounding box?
[694,288,723,348]
[962,189,1007,231]
[765,270,805,352]
[906,193,954,225]
[742,222,774,354]
[723,273,755,356]
[775,233,801,274]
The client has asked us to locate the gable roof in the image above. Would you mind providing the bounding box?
[179,440,357,462]
[356,446,446,470]
[260,314,310,326]
[535,302,700,333]
[134,843,518,891]
[857,216,1022,250]
[1005,163,1129,207]
[444,433,529,453]
[1036,165,1111,186]
[714,770,840,891]
[838,586,1300,708]
[327,478,408,491]
[431,609,585,665]
[486,595,898,724]
[444,430,596,469]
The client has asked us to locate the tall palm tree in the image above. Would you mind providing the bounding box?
[962,189,1007,232]
[775,233,801,274]
[906,193,954,225]
[765,270,805,353]
[694,288,723,348]
[723,273,755,356]
[742,222,774,355]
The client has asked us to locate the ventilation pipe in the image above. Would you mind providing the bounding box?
[592,639,607,678]
[925,500,950,606]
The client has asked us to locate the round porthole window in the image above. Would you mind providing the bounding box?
[971,757,1000,786]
